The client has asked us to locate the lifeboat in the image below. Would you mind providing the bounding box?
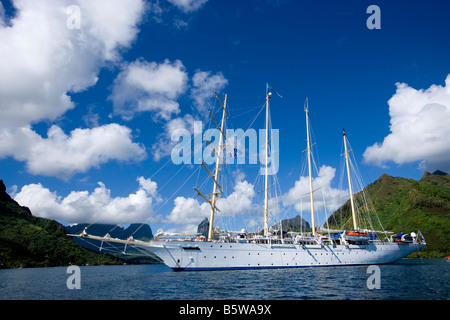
[344,230,370,243]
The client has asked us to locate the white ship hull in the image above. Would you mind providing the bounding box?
[140,241,425,271]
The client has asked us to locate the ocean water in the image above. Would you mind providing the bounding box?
[0,259,448,300]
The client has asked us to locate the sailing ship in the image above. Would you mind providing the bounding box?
[69,86,426,271]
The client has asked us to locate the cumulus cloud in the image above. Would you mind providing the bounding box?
[14,177,160,225]
[110,65,227,123]
[215,180,257,216]
[0,0,148,178]
[0,0,145,128]
[167,0,209,13]
[191,70,228,113]
[151,114,197,161]
[364,75,450,172]
[150,70,228,161]
[283,165,348,215]
[166,196,210,226]
[78,0,145,61]
[109,59,189,121]
[0,124,147,179]
[165,178,257,233]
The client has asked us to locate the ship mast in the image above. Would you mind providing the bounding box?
[194,93,229,242]
[263,87,271,236]
[343,129,357,230]
[304,99,316,235]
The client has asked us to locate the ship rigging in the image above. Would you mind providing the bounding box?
[69,85,425,271]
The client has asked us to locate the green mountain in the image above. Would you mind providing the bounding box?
[278,215,311,233]
[0,179,124,269]
[326,171,450,258]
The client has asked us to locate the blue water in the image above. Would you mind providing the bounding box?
[0,259,448,300]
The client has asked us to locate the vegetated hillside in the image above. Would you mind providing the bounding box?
[0,179,123,269]
[326,171,450,258]
[278,215,311,233]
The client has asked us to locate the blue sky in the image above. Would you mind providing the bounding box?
[1,0,449,233]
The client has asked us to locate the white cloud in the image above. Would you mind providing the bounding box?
[0,124,147,179]
[14,177,160,225]
[109,63,227,123]
[215,180,257,217]
[166,196,210,225]
[165,178,257,233]
[150,70,228,161]
[109,59,188,121]
[0,0,227,177]
[151,114,197,161]
[191,70,228,113]
[167,0,209,13]
[364,75,450,172]
[0,0,145,128]
[0,0,148,178]
[78,0,145,61]
[283,165,348,215]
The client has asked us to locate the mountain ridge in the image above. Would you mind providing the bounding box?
[0,179,124,268]
[326,171,449,258]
